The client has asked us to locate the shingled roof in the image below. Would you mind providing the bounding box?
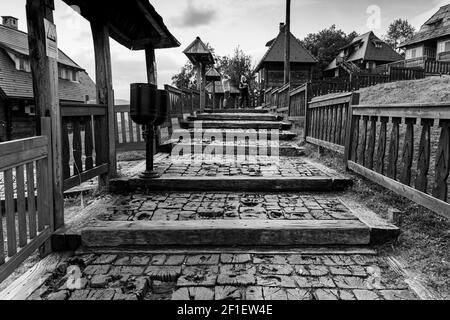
[0,25,95,101]
[401,4,450,47]
[325,31,402,71]
[255,30,318,72]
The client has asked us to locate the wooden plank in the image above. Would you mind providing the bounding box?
[85,117,94,170]
[359,116,368,166]
[350,116,360,162]
[309,92,353,108]
[0,198,4,264]
[26,162,37,240]
[400,118,416,186]
[415,119,433,192]
[375,117,388,174]
[113,176,352,192]
[120,112,127,144]
[387,117,401,180]
[432,120,450,201]
[16,165,27,248]
[349,161,450,220]
[0,136,47,157]
[61,105,107,117]
[353,105,450,119]
[127,112,135,143]
[61,120,71,179]
[81,220,370,247]
[72,119,83,175]
[0,228,51,284]
[63,164,109,191]
[340,105,347,145]
[4,169,16,257]
[40,117,55,232]
[366,116,377,170]
[36,159,45,232]
[306,137,345,154]
[0,147,48,172]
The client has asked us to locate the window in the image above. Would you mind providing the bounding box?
[445,41,450,52]
[411,49,417,58]
[71,70,78,82]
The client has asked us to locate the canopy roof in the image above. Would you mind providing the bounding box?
[205,68,221,81]
[62,0,180,50]
[183,37,215,65]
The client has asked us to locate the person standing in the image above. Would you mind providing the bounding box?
[222,74,231,109]
[239,75,250,108]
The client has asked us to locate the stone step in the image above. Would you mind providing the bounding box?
[203,108,269,114]
[110,176,352,193]
[180,120,292,130]
[170,129,298,141]
[188,113,281,122]
[81,220,371,247]
[168,142,305,157]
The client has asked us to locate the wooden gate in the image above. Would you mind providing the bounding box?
[0,119,53,283]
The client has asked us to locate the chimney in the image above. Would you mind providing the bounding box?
[279,22,285,33]
[2,16,18,30]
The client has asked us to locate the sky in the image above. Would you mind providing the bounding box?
[0,0,448,100]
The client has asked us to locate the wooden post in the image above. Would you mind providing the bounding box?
[343,92,360,169]
[284,0,291,84]
[200,63,206,111]
[145,45,159,153]
[212,81,216,110]
[91,19,116,188]
[26,0,64,231]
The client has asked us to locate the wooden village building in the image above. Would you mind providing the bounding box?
[0,16,96,142]
[205,81,240,109]
[401,4,450,63]
[255,23,318,90]
[324,31,402,78]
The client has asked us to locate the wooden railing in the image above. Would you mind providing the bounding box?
[114,105,145,152]
[61,103,109,191]
[0,121,53,282]
[376,57,450,75]
[304,92,450,219]
[306,92,357,154]
[276,83,290,118]
[425,59,450,75]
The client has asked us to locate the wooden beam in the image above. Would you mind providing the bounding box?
[145,45,157,85]
[26,0,63,230]
[91,19,116,188]
[284,0,291,84]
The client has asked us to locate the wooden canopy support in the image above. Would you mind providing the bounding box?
[91,20,116,188]
[284,0,291,84]
[26,0,63,231]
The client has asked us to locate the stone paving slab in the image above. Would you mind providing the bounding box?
[27,251,419,301]
[119,156,332,179]
[97,192,359,222]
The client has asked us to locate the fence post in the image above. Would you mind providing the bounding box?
[303,83,311,142]
[343,92,360,169]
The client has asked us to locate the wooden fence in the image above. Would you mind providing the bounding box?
[0,119,53,282]
[61,103,110,191]
[376,57,450,76]
[305,92,450,219]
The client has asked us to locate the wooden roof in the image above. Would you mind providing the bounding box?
[205,68,221,81]
[183,37,215,65]
[401,4,450,47]
[62,0,180,50]
[0,24,82,70]
[255,30,318,72]
[0,47,95,101]
[325,32,402,71]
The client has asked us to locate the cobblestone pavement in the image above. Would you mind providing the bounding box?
[122,156,329,178]
[30,251,419,300]
[99,192,358,222]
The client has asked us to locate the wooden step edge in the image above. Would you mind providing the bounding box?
[81,220,371,247]
[110,176,353,193]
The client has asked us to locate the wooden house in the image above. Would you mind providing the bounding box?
[401,4,450,63]
[0,16,96,141]
[255,23,318,90]
[324,31,402,78]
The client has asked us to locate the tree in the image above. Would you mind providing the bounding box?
[384,19,416,53]
[171,61,197,89]
[302,25,359,70]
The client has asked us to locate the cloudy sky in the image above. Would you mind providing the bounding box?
[0,0,448,100]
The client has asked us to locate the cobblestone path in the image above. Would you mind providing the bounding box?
[30,251,418,300]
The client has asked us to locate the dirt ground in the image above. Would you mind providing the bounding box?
[304,144,450,300]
